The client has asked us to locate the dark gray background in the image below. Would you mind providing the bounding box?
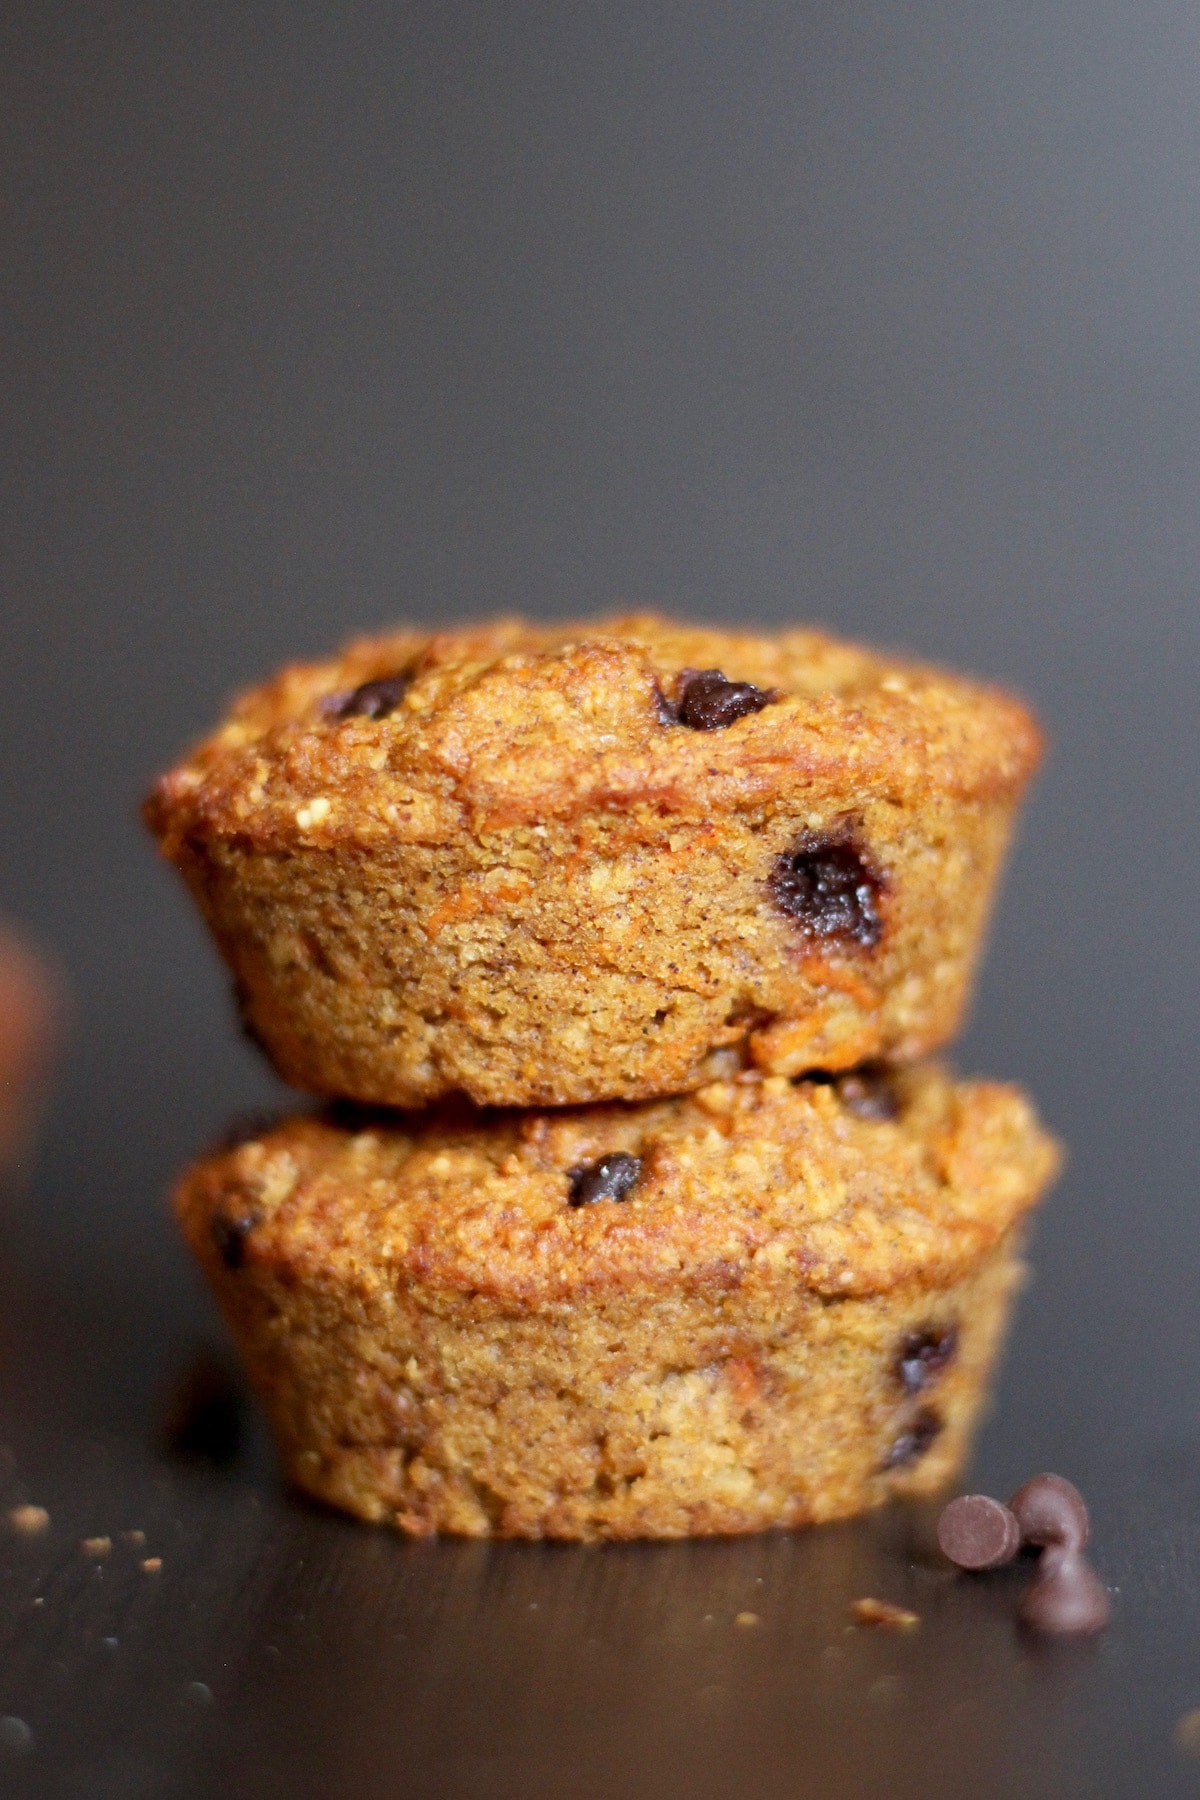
[1,4,1199,1795]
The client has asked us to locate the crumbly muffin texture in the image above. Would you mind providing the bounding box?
[146,616,1042,1108]
[175,1064,1059,1540]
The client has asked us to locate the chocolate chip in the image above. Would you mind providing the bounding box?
[896,1325,958,1393]
[568,1152,642,1208]
[315,689,352,718]
[937,1494,1022,1570]
[769,833,883,947]
[1008,1473,1089,1553]
[838,1065,900,1122]
[652,684,680,725]
[1019,1546,1110,1635]
[210,1205,263,1271]
[881,1406,942,1470]
[673,668,776,731]
[334,673,410,720]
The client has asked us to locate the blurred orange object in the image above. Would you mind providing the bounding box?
[0,922,61,1179]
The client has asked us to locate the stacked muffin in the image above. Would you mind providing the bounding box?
[147,617,1058,1540]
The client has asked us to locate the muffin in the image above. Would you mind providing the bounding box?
[145,616,1041,1109]
[175,1063,1059,1540]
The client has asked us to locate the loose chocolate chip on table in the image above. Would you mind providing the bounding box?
[837,1066,900,1122]
[210,1206,263,1271]
[1019,1546,1111,1635]
[937,1494,1022,1570]
[896,1325,959,1393]
[881,1407,942,1470]
[334,673,411,720]
[1008,1472,1089,1552]
[568,1152,643,1208]
[673,668,776,731]
[769,834,883,947]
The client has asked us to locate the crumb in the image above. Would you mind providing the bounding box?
[852,1597,920,1630]
[81,1537,112,1559]
[734,1612,761,1628]
[141,1557,163,1573]
[123,1530,146,1547]
[7,1505,49,1536]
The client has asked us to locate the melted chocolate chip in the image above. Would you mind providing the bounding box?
[1008,1472,1090,1553]
[897,1325,959,1393]
[881,1407,943,1471]
[769,833,883,947]
[334,672,411,720]
[568,1152,642,1208]
[937,1494,1021,1570]
[673,668,776,731]
[211,1205,263,1271]
[838,1065,900,1122]
[1019,1546,1110,1635]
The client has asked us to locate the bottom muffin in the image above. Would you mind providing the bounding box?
[174,1064,1059,1541]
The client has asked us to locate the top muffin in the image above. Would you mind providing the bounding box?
[145,615,1041,1108]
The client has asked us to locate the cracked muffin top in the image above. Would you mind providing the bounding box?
[179,1064,1059,1310]
[145,614,1042,852]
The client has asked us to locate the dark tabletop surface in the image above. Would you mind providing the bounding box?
[3,4,1200,1794]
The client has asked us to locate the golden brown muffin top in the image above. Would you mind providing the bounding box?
[146,615,1042,850]
[178,1065,1059,1308]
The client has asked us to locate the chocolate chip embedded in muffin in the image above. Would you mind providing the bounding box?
[896,1325,958,1393]
[210,1205,263,1270]
[838,1065,900,1122]
[673,668,776,731]
[333,672,411,721]
[769,833,884,948]
[882,1407,943,1471]
[568,1152,642,1207]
